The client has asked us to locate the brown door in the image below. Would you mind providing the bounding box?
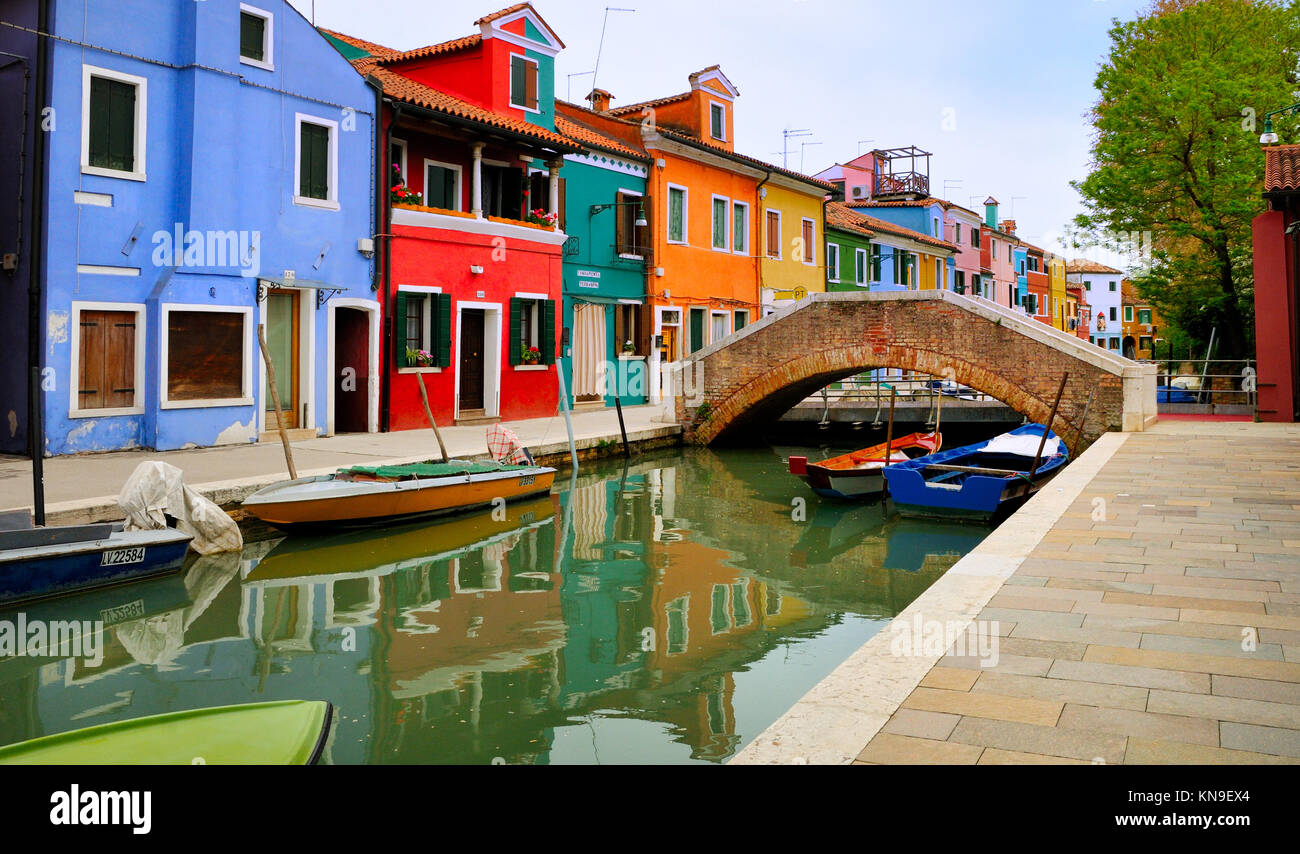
[458,309,485,412]
[264,290,300,429]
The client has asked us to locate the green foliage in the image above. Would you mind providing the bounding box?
[695,401,713,423]
[1071,0,1300,358]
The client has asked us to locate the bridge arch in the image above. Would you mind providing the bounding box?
[671,291,1157,450]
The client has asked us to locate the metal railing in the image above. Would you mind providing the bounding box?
[799,370,1002,430]
[1139,358,1257,407]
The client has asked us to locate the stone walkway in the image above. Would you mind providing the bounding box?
[857,420,1300,764]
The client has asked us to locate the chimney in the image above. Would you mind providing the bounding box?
[1000,219,1017,235]
[587,88,613,113]
[984,197,999,230]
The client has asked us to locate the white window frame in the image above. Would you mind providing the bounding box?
[935,258,944,288]
[616,186,646,259]
[515,290,549,358]
[390,138,408,183]
[765,208,782,260]
[159,303,254,410]
[294,113,340,210]
[666,183,689,245]
[509,54,541,114]
[80,64,148,182]
[800,217,816,266]
[826,242,840,283]
[733,309,749,331]
[709,309,730,344]
[423,158,464,212]
[711,194,730,253]
[238,3,275,71]
[732,200,749,256]
[709,101,727,141]
[396,285,444,375]
[855,248,867,286]
[68,301,147,419]
[1124,305,1134,323]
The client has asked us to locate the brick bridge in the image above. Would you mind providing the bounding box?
[671,291,1158,450]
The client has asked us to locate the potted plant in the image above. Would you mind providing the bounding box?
[525,208,559,228]
[521,345,542,365]
[390,164,423,206]
[622,339,636,356]
[406,347,434,368]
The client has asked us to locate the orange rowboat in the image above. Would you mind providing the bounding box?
[788,432,941,501]
[241,460,556,531]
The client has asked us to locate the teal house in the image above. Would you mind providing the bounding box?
[554,98,652,408]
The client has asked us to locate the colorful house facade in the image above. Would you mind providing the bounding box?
[824,202,956,292]
[1067,260,1125,353]
[1120,281,1161,360]
[978,199,1016,308]
[0,0,378,455]
[1048,253,1069,331]
[327,5,583,429]
[1252,144,1299,421]
[1024,244,1050,322]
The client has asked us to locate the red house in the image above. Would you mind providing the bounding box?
[1252,144,1300,422]
[326,5,582,429]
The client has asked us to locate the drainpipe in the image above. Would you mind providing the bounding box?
[375,90,396,433]
[756,170,772,313]
[27,0,51,508]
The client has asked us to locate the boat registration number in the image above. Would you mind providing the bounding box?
[101,547,146,567]
[518,475,536,486]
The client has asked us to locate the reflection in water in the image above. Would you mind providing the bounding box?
[0,448,987,764]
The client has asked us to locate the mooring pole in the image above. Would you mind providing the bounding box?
[556,364,579,472]
[29,366,45,527]
[1030,372,1069,479]
[258,324,298,480]
[883,384,897,462]
[415,373,450,463]
[613,394,630,459]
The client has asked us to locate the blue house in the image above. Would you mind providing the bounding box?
[0,0,378,455]
[844,198,956,291]
[1012,244,1029,309]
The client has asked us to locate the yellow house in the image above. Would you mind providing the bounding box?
[1048,253,1068,331]
[760,176,832,312]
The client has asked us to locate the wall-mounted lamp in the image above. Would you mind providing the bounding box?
[470,265,485,275]
[1260,102,1300,144]
[590,201,647,227]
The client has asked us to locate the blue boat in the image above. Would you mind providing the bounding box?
[0,511,193,605]
[881,424,1070,522]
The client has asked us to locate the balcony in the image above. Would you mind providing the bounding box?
[874,171,929,198]
[391,203,567,247]
[611,243,654,269]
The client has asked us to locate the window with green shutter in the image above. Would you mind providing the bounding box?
[395,291,451,368]
[510,297,554,365]
[712,198,727,250]
[240,11,267,63]
[668,187,685,243]
[88,75,138,174]
[299,121,330,201]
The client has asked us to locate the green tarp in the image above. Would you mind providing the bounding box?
[343,461,529,479]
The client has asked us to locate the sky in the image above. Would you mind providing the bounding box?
[288,0,1150,259]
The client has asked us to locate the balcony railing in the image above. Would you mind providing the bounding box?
[611,243,654,268]
[874,172,929,197]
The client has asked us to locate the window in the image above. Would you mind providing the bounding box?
[239,5,273,70]
[732,201,748,255]
[424,160,462,211]
[1124,306,1134,323]
[1108,338,1120,350]
[935,258,944,288]
[1085,280,1092,291]
[933,217,941,238]
[712,196,729,251]
[667,185,687,244]
[734,310,748,331]
[390,139,408,185]
[971,227,980,248]
[74,306,142,414]
[295,114,337,208]
[1109,280,1117,291]
[709,102,725,140]
[1139,335,1153,352]
[614,190,647,256]
[82,65,147,180]
[1138,308,1152,325]
[1110,307,1118,322]
[163,307,250,406]
[954,222,962,244]
[765,210,781,259]
[893,249,908,286]
[710,311,729,343]
[395,290,451,368]
[511,297,554,365]
[868,245,880,282]
[826,243,839,282]
[992,240,997,260]
[615,302,641,356]
[529,171,566,231]
[509,54,539,111]
[688,307,707,353]
[801,218,815,265]
[954,270,965,294]
[481,163,523,219]
[710,584,730,634]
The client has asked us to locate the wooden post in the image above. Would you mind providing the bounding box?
[29,366,45,527]
[258,324,298,481]
[1030,372,1069,478]
[933,378,944,436]
[883,384,897,463]
[613,394,630,459]
[415,373,450,463]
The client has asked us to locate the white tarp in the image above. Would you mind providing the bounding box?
[116,461,243,555]
[982,433,1060,458]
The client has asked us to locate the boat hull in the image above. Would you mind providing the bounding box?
[0,529,193,605]
[790,432,940,502]
[243,467,557,530]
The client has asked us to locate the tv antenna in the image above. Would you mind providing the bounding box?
[800,141,822,173]
[591,8,635,95]
[780,128,813,169]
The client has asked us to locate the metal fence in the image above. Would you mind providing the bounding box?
[1139,358,1257,407]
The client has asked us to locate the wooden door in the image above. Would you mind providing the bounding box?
[78,310,136,411]
[335,307,369,433]
[264,290,300,429]
[459,309,486,412]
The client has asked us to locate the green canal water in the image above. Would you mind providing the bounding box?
[0,445,990,764]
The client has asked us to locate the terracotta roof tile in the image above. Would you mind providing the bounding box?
[1265,144,1300,192]
[1067,259,1125,275]
[607,92,692,117]
[376,34,483,65]
[826,202,957,252]
[654,128,834,192]
[319,28,398,58]
[555,115,649,161]
[476,3,531,25]
[849,197,979,218]
[824,201,876,238]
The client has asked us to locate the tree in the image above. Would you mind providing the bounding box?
[1071,0,1300,359]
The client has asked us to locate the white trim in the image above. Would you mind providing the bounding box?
[666,183,689,245]
[68,301,146,419]
[508,54,542,114]
[801,217,816,266]
[76,264,138,277]
[514,291,549,300]
[390,137,408,182]
[159,304,255,410]
[395,284,443,295]
[390,206,568,245]
[255,289,317,434]
[732,200,749,256]
[709,309,731,344]
[710,193,730,253]
[238,3,275,71]
[293,112,340,210]
[856,247,868,285]
[423,158,464,212]
[73,191,112,207]
[826,242,840,283]
[563,150,648,178]
[480,7,564,57]
[617,186,644,198]
[453,301,503,420]
[80,63,147,182]
[708,100,727,142]
[325,298,381,436]
[765,208,782,260]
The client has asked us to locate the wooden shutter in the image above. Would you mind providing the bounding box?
[300,122,330,200]
[240,12,265,62]
[802,220,813,262]
[638,301,652,357]
[526,61,539,110]
[509,298,523,365]
[78,312,106,410]
[89,76,136,173]
[542,299,556,364]
[614,193,628,255]
[436,293,452,367]
[79,310,135,411]
[766,212,779,258]
[392,291,408,367]
[636,195,651,257]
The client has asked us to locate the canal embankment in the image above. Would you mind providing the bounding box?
[734,419,1300,765]
[0,404,682,527]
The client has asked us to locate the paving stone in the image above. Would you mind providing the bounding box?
[1180,608,1300,631]
[1044,577,1153,594]
[948,717,1127,764]
[1083,614,1243,641]
[938,652,1053,677]
[1219,722,1300,758]
[996,636,1088,661]
[1010,622,1143,649]
[856,733,983,765]
[1070,601,1182,621]
[1124,738,1300,765]
[880,708,962,741]
[1129,574,1280,592]
[1139,633,1284,661]
[1057,704,1219,746]
[1101,591,1266,614]
[918,666,979,692]
[1083,643,1300,682]
[985,593,1085,612]
[973,671,1148,711]
[1004,575,1048,588]
[1048,659,1210,693]
[1147,689,1300,729]
[976,608,1084,628]
[1212,675,1300,705]
[901,687,1063,726]
[977,748,1090,765]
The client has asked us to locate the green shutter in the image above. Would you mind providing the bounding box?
[436,294,452,367]
[89,76,136,173]
[240,12,266,62]
[300,122,329,200]
[542,300,556,365]
[509,298,522,366]
[393,291,408,367]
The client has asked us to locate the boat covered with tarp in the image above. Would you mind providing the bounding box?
[788,432,941,500]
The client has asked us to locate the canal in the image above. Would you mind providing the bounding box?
[0,438,1002,764]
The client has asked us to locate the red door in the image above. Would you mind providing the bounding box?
[335,308,369,433]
